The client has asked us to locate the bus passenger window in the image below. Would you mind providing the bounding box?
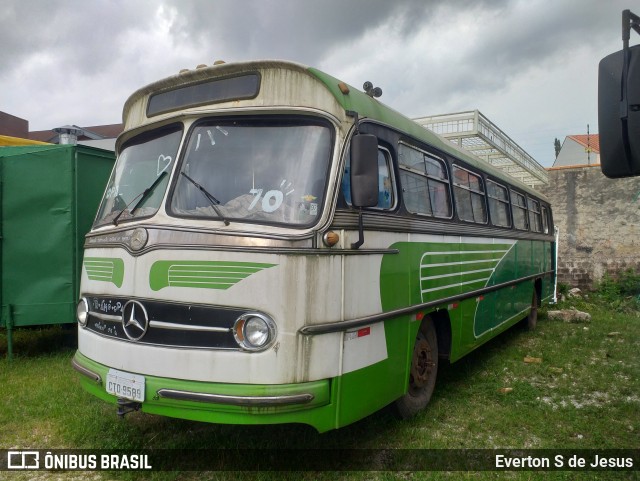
[400,170,432,214]
[377,149,393,209]
[528,198,543,233]
[452,166,487,224]
[487,180,511,227]
[541,205,550,234]
[511,191,529,230]
[398,144,451,218]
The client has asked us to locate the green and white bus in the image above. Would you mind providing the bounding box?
[73,60,556,432]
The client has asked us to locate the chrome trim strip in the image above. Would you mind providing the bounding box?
[84,327,239,351]
[90,312,121,322]
[129,246,398,256]
[299,270,556,335]
[86,238,399,257]
[72,357,102,384]
[149,320,231,333]
[330,210,555,242]
[156,389,314,406]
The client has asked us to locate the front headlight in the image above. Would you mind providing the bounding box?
[233,313,276,351]
[76,298,89,327]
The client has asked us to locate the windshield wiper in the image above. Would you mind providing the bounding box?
[113,171,168,226]
[180,172,230,226]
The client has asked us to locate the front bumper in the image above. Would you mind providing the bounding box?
[72,351,336,432]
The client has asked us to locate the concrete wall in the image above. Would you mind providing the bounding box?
[537,165,640,289]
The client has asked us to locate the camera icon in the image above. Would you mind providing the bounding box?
[7,451,40,470]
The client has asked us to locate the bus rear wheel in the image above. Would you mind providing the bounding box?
[395,319,438,419]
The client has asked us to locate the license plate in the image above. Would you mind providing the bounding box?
[106,369,145,402]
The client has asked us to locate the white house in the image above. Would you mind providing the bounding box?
[553,134,600,167]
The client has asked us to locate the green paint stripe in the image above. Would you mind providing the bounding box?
[86,267,114,274]
[85,260,115,265]
[421,249,510,256]
[84,257,124,288]
[421,271,492,292]
[168,277,250,285]
[87,276,116,283]
[163,261,275,268]
[168,273,251,280]
[421,252,506,264]
[421,279,487,299]
[167,265,265,272]
[421,285,462,300]
[421,260,498,277]
[421,267,494,283]
[169,281,236,290]
[150,260,277,291]
[85,265,115,272]
[419,243,512,252]
[459,270,493,284]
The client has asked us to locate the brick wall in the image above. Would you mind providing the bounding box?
[537,165,640,290]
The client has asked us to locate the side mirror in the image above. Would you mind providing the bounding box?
[350,134,378,207]
[599,43,640,178]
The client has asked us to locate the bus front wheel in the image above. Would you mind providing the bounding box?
[395,319,438,419]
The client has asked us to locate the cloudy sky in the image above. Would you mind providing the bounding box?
[0,0,633,166]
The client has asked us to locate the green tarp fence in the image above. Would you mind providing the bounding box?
[0,145,114,358]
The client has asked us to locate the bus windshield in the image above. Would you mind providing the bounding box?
[170,118,332,227]
[94,125,183,227]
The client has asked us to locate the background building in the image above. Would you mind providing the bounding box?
[0,110,122,150]
[553,134,600,167]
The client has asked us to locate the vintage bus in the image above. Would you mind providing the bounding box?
[72,60,556,432]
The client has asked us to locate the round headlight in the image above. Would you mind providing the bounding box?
[244,317,270,347]
[233,313,276,351]
[77,298,89,327]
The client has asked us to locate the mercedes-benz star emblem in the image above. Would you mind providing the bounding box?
[121,300,149,341]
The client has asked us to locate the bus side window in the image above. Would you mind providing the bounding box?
[342,146,395,210]
[511,191,529,230]
[528,198,543,233]
[541,205,550,234]
[376,149,394,209]
[398,143,451,218]
[486,179,511,227]
[452,165,487,224]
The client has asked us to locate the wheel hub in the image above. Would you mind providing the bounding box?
[410,338,433,390]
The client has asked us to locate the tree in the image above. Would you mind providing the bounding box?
[554,138,562,159]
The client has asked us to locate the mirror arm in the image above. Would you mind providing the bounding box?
[351,208,365,250]
[345,110,376,249]
[346,110,360,134]
[347,110,365,249]
[621,10,640,120]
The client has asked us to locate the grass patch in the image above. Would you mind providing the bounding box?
[1,298,639,480]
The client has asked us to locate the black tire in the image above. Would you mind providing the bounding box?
[395,319,439,419]
[527,289,538,330]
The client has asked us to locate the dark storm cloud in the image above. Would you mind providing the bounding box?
[0,1,146,74]
[459,1,625,82]
[159,0,513,64]
[158,0,422,64]
[0,0,634,165]
[1,0,618,81]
